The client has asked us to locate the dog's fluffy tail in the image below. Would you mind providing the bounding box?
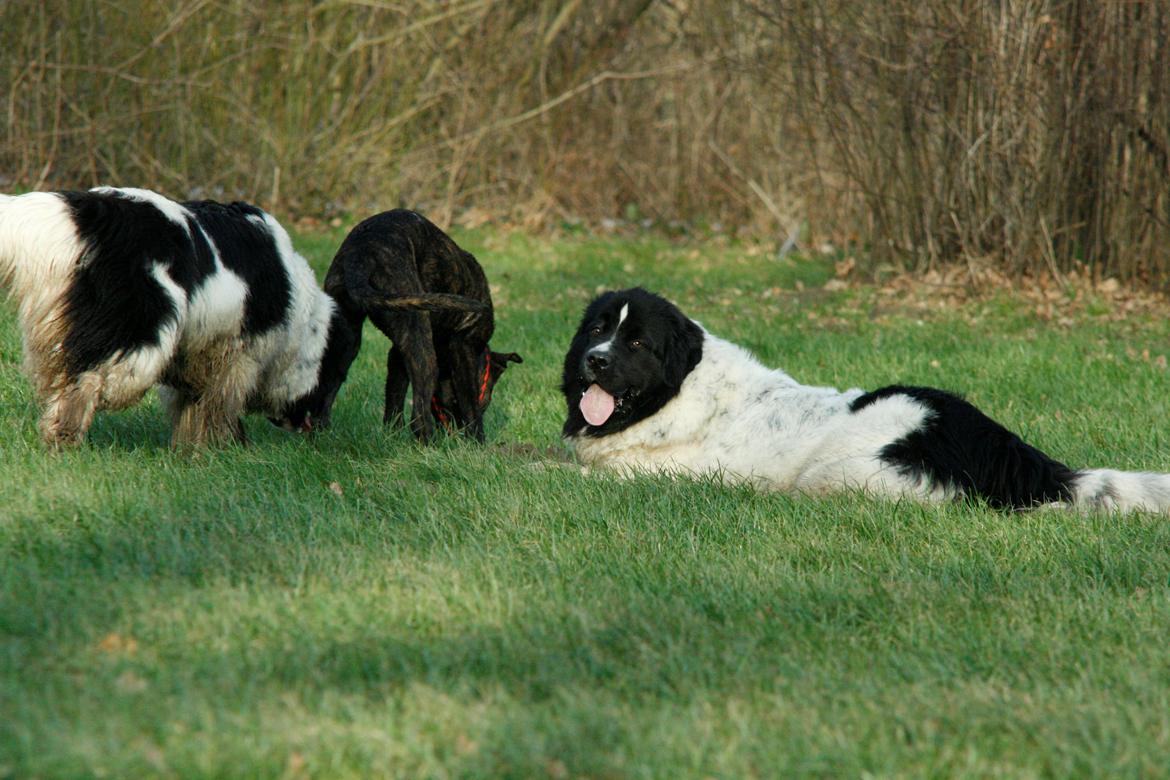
[0,191,81,297]
[1071,469,1170,513]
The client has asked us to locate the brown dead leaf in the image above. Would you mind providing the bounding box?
[98,633,139,656]
[283,751,308,780]
[834,257,856,278]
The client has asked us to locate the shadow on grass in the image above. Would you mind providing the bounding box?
[4,465,1170,778]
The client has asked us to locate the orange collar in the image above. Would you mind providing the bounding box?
[477,349,492,406]
[431,350,492,428]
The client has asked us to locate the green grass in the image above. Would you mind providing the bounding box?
[3,229,1170,778]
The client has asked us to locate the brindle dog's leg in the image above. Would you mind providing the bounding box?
[371,311,439,440]
[383,345,409,427]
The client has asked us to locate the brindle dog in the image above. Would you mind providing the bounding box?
[324,210,521,441]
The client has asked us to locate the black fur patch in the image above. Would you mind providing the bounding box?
[183,200,291,336]
[561,287,703,437]
[60,190,211,378]
[850,385,1077,509]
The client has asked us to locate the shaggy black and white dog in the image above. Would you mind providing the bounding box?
[0,187,360,446]
[562,287,1170,512]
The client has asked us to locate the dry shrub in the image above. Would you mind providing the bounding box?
[744,0,1170,280]
[0,0,797,236]
[1,1,1167,283]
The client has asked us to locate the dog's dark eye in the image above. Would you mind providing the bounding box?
[629,339,644,350]
[590,326,603,336]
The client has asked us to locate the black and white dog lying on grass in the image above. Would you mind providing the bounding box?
[562,287,1170,512]
[0,187,360,447]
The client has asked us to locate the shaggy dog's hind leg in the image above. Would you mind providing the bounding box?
[37,344,167,446]
[38,373,102,446]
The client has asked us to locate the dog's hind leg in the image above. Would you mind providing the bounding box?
[36,349,161,446]
[398,325,439,441]
[383,345,410,427]
[38,373,103,447]
[371,312,438,440]
[401,339,439,441]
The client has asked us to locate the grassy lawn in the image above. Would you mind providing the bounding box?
[3,227,1170,778]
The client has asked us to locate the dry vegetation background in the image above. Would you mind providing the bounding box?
[2,0,1168,282]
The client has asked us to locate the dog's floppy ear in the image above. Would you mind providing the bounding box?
[491,351,523,368]
[488,351,522,382]
[662,313,703,389]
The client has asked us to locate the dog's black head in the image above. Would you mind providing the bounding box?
[432,347,523,441]
[271,306,362,433]
[561,287,703,438]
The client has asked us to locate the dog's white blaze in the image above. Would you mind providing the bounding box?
[591,302,631,356]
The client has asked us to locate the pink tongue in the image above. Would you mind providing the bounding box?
[580,384,616,426]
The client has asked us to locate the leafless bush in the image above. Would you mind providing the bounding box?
[0,0,792,233]
[2,1,1167,281]
[743,0,1170,280]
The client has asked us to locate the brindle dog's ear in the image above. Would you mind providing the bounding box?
[491,351,523,367]
[490,351,522,374]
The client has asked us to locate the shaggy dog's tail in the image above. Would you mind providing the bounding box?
[1071,469,1170,513]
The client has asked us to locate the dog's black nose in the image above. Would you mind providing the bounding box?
[586,352,610,371]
